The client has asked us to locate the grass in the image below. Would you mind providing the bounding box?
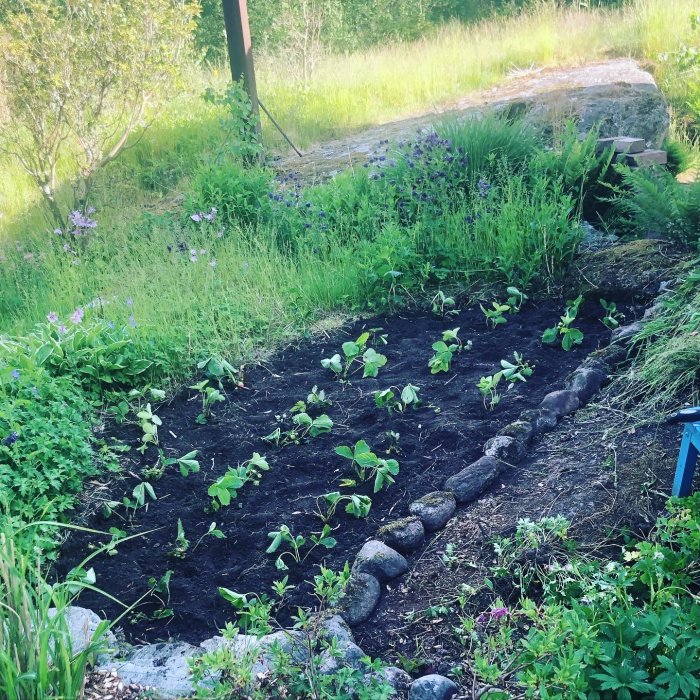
[0,525,109,700]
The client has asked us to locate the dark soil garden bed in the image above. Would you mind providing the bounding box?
[58,299,627,645]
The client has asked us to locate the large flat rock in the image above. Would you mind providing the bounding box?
[278,60,669,181]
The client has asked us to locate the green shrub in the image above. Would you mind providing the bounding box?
[185,160,274,228]
[0,316,162,550]
[0,362,96,526]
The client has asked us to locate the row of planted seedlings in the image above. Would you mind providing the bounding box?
[85,288,623,625]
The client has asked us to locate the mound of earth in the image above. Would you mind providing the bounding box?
[564,238,686,302]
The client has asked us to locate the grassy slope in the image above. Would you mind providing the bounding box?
[0,0,697,372]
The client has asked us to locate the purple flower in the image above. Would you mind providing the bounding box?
[58,324,68,334]
[477,178,492,198]
[190,213,203,223]
[477,606,510,624]
[31,386,39,397]
[54,228,62,236]
[107,321,115,329]
[47,311,58,323]
[3,431,18,446]
[70,307,84,324]
[126,297,133,307]
[128,314,136,328]
[69,210,97,232]
[11,369,20,380]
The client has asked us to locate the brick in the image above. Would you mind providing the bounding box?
[613,137,646,154]
[597,136,646,155]
[620,149,668,167]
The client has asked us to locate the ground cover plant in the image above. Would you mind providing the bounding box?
[56,300,617,645]
[436,495,700,699]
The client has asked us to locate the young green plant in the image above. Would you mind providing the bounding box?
[335,439,400,492]
[189,379,226,424]
[262,413,333,446]
[477,352,534,410]
[429,328,471,374]
[315,491,372,523]
[542,295,584,351]
[374,383,420,414]
[265,524,337,571]
[600,298,624,330]
[208,453,270,510]
[321,332,387,380]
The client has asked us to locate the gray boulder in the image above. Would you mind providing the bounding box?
[408,491,457,532]
[380,666,413,693]
[317,614,354,645]
[565,368,607,404]
[318,640,368,675]
[612,321,644,344]
[48,606,116,658]
[499,420,535,444]
[353,540,408,582]
[540,390,580,418]
[444,456,503,504]
[377,516,425,553]
[339,572,381,625]
[409,673,459,700]
[484,435,526,463]
[108,642,204,699]
[199,629,310,677]
[520,408,558,434]
[515,60,669,148]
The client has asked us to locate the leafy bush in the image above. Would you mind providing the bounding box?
[0,362,96,527]
[608,165,700,244]
[0,315,161,550]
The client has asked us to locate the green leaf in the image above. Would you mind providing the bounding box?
[335,445,354,460]
[266,531,284,554]
[541,326,559,344]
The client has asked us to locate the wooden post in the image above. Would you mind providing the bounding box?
[221,0,261,134]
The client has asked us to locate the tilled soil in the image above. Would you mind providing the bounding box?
[58,299,620,645]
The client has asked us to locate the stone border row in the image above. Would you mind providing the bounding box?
[328,322,640,699]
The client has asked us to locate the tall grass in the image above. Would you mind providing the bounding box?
[0,0,698,355]
[0,527,109,700]
[255,0,698,148]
